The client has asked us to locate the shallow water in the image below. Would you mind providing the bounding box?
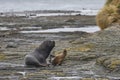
[0,26,100,33]
[15,10,98,17]
[50,76,82,80]
[20,26,100,33]
[0,27,9,30]
[0,62,24,68]
[0,0,105,12]
[0,76,19,80]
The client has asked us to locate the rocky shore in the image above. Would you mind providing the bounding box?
[0,13,96,29]
[0,11,120,80]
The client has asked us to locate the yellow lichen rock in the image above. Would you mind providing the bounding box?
[107,59,120,70]
[0,54,6,60]
[96,57,120,71]
[96,0,120,30]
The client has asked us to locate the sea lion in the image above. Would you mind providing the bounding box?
[52,49,67,66]
[25,40,55,67]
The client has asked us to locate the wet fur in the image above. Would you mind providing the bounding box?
[52,49,67,66]
[25,40,55,67]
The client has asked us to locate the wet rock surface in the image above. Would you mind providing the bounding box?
[0,13,120,80]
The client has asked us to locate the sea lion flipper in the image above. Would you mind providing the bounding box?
[25,55,39,67]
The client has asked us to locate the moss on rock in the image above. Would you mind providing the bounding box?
[96,56,120,71]
[0,53,6,60]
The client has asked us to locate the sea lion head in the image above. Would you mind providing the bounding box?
[39,40,55,50]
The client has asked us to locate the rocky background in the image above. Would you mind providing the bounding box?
[0,10,120,80]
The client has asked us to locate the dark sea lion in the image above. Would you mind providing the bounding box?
[25,40,55,67]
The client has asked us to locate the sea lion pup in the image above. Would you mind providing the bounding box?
[52,49,67,66]
[25,40,55,67]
